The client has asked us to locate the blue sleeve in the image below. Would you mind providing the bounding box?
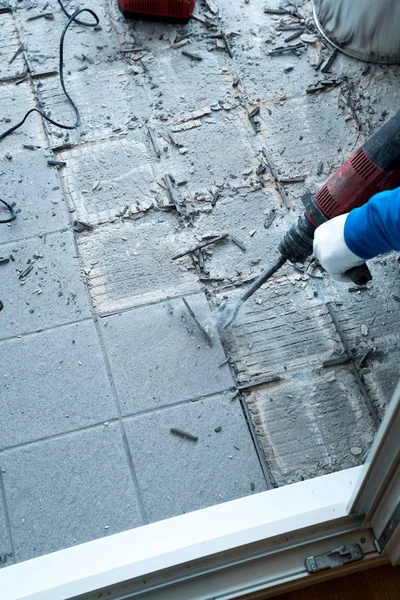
[344,187,400,260]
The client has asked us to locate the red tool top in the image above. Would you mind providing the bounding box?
[308,111,400,226]
[118,0,196,22]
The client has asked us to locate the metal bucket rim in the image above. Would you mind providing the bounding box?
[312,0,400,65]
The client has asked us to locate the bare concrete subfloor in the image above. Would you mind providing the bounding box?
[0,0,399,566]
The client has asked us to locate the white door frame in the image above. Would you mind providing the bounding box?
[349,382,400,565]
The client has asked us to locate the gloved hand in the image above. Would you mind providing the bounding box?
[313,214,365,282]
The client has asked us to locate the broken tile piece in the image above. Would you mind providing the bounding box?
[351,447,363,456]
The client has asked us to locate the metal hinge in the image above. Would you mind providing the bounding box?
[375,500,400,553]
[305,544,364,574]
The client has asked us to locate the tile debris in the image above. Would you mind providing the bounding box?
[170,428,198,442]
[182,297,214,346]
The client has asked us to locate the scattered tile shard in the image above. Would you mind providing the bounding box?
[221,30,233,58]
[264,209,277,229]
[182,297,213,346]
[262,148,290,209]
[351,446,362,456]
[238,376,282,392]
[170,428,198,442]
[230,235,246,252]
[73,220,93,233]
[172,234,228,261]
[269,43,304,56]
[9,44,24,65]
[321,49,338,73]
[306,78,342,94]
[147,126,161,158]
[164,174,184,215]
[300,33,318,44]
[47,160,66,167]
[182,50,202,61]
[322,356,350,368]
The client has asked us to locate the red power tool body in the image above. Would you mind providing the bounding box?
[118,0,196,22]
[280,111,400,284]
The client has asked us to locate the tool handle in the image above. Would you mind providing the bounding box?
[239,256,286,302]
[345,263,372,286]
[363,110,400,170]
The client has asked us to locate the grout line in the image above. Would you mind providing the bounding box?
[0,389,236,455]
[0,469,17,565]
[325,301,381,429]
[0,226,72,249]
[0,316,93,344]
[94,317,149,526]
[0,420,119,454]
[121,387,237,419]
[203,295,277,490]
[68,206,96,319]
[97,288,204,319]
[44,114,98,321]
[239,396,277,490]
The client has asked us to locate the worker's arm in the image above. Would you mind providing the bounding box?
[313,187,400,282]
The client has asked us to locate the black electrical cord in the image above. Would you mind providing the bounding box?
[57,0,98,27]
[0,6,99,142]
[0,199,17,223]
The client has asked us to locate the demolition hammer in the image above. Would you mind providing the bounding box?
[216,111,400,330]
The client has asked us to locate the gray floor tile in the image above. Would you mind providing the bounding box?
[1,423,143,562]
[16,0,119,74]
[0,485,13,569]
[0,150,70,244]
[0,320,117,449]
[0,11,26,80]
[0,230,92,340]
[0,81,45,153]
[100,293,235,415]
[124,394,267,522]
